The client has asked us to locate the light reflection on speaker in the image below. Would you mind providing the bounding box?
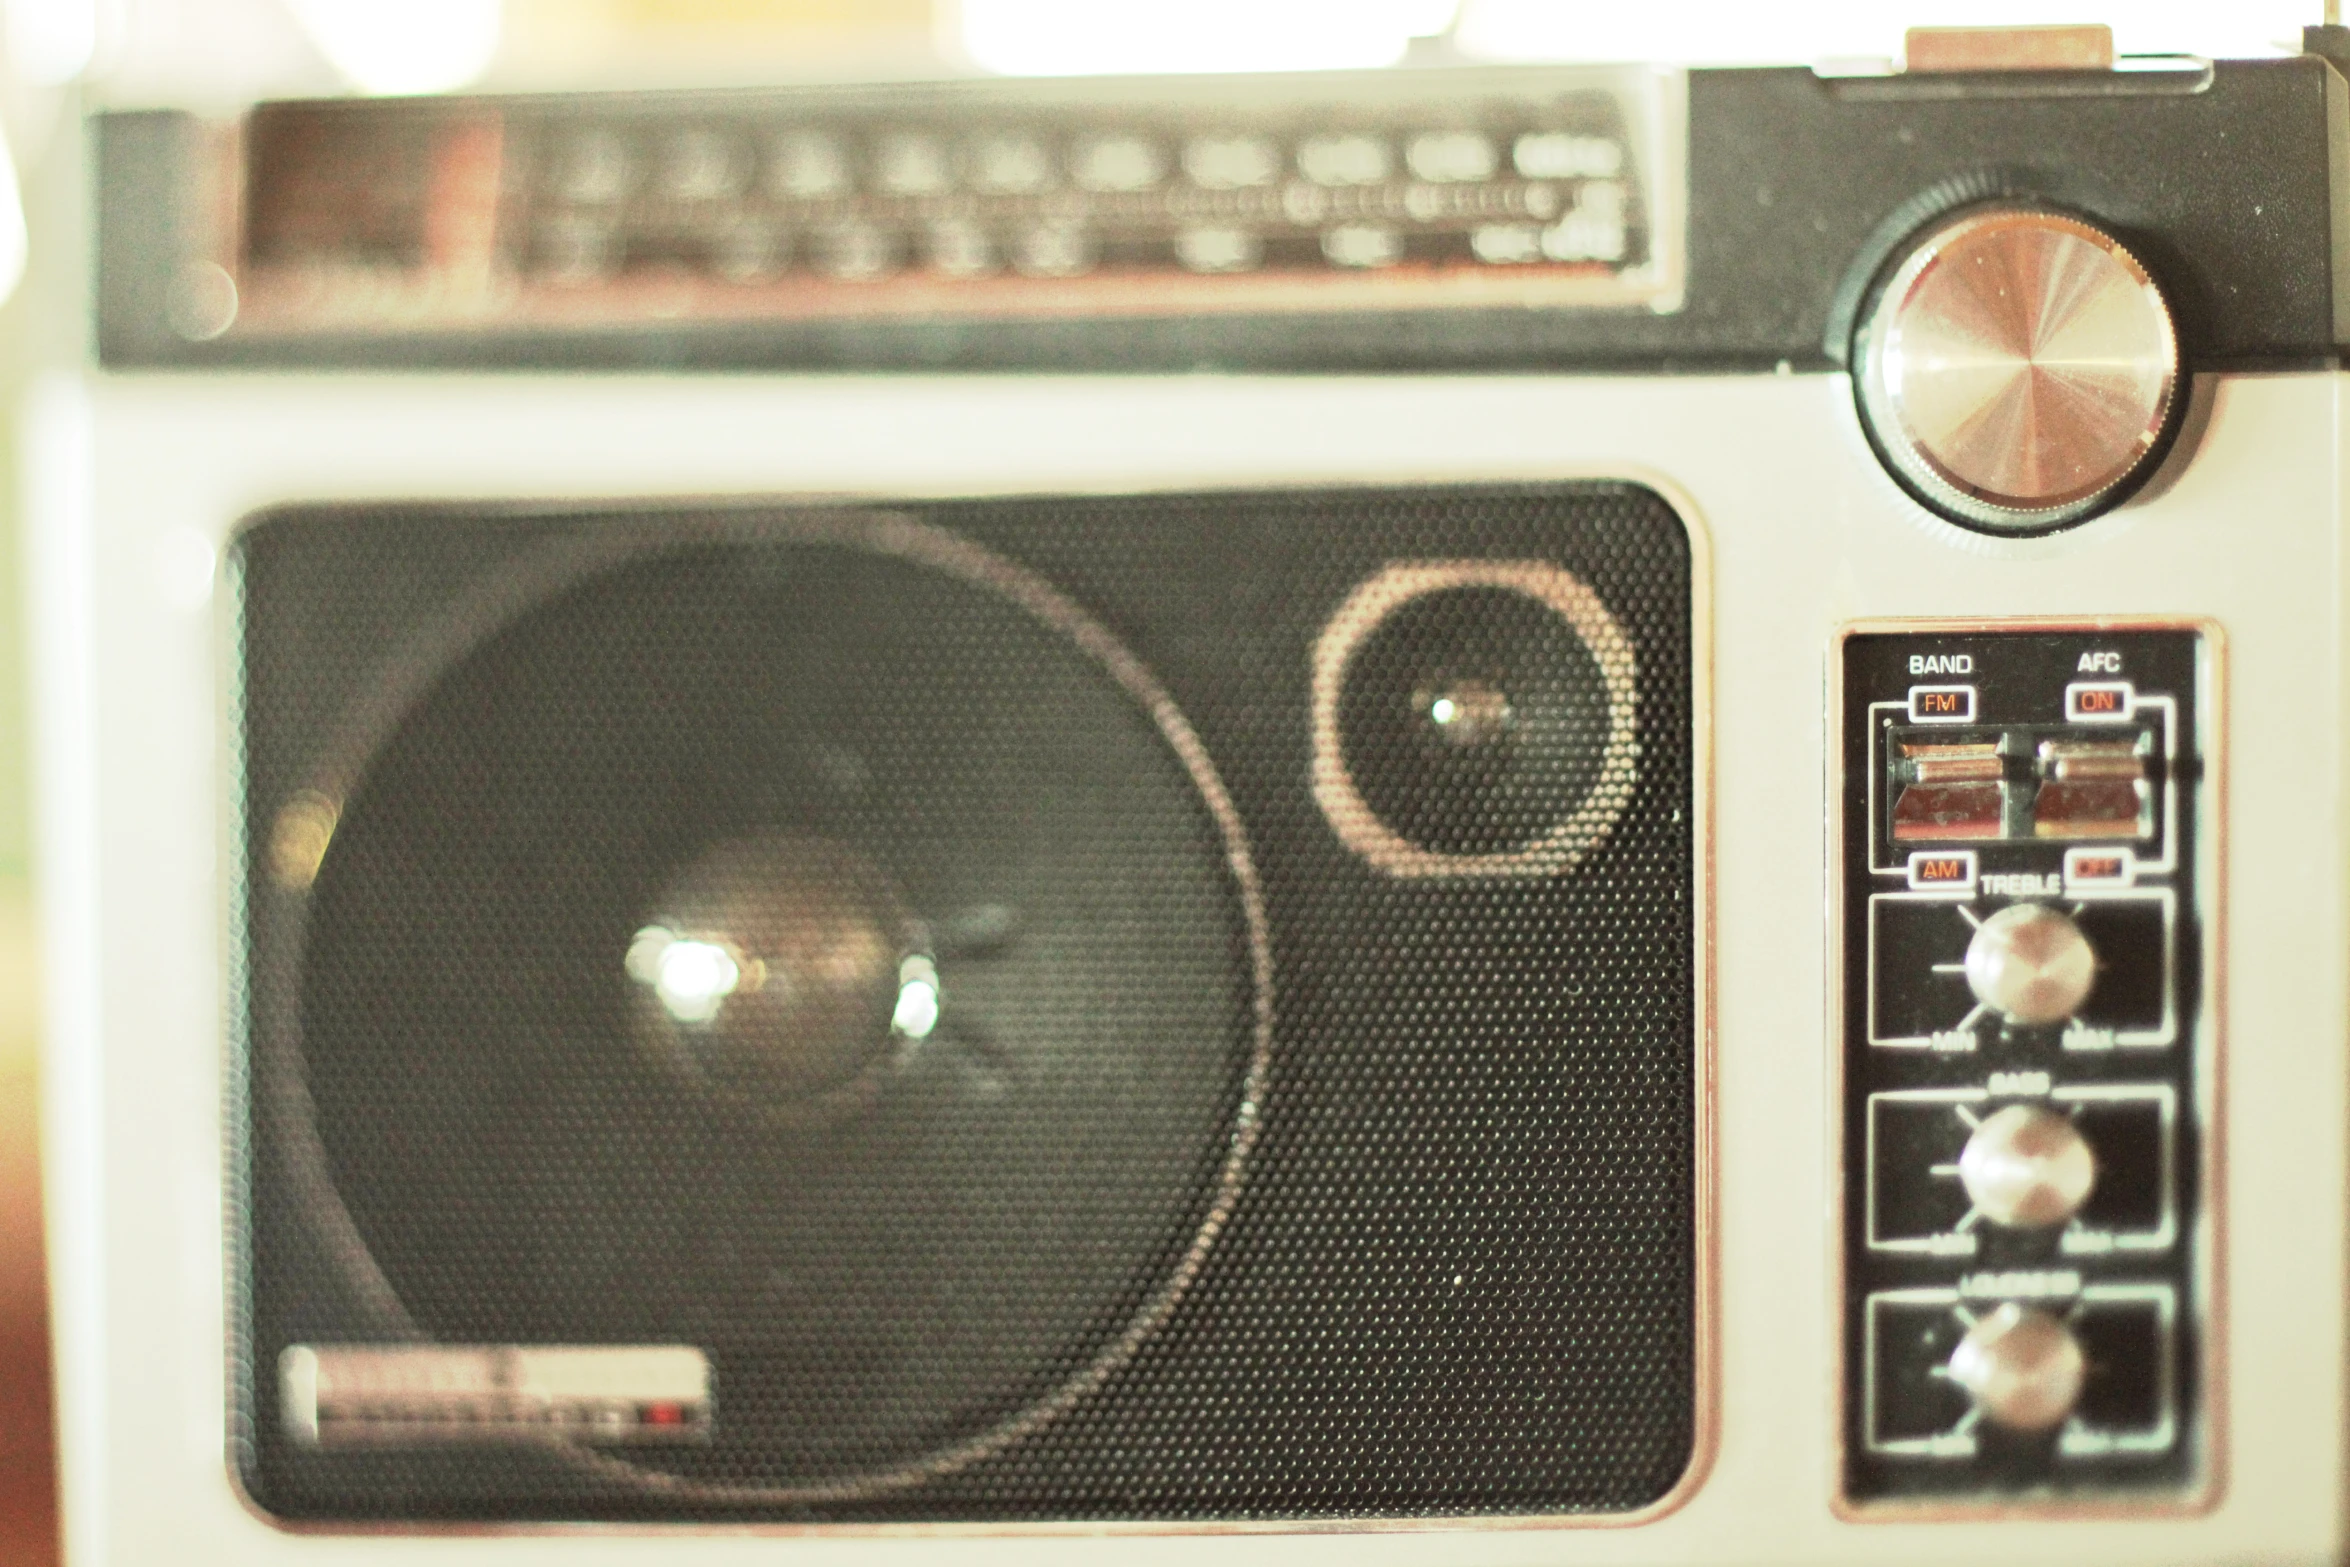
[622,830,927,1127]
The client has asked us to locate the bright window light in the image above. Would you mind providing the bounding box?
[962,0,1460,76]
[283,0,502,95]
[2,0,99,84]
[0,121,22,312]
[1452,0,2312,67]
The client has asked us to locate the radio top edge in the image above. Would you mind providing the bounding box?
[92,44,2349,375]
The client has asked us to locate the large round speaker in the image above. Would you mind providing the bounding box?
[263,512,1271,1501]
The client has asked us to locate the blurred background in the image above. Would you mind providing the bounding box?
[0,0,2321,1560]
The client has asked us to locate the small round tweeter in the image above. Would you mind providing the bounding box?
[1311,561,1638,877]
[1853,205,2180,535]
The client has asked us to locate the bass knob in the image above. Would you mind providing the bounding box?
[1959,1103,2096,1229]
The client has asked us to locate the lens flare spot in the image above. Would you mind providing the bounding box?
[629,926,743,1025]
[892,956,942,1040]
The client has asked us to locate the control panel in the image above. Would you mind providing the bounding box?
[1838,625,2213,1511]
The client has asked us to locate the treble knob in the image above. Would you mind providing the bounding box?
[1854,205,2180,534]
[1964,902,2095,1026]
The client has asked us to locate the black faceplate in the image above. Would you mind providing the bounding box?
[1839,627,2208,1507]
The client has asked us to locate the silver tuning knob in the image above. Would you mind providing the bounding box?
[1946,1303,2086,1433]
[1854,206,2179,534]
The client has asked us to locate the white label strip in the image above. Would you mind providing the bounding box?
[282,1344,711,1447]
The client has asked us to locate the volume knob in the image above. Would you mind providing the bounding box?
[1946,1304,2085,1433]
[1855,206,2179,534]
[1964,902,2095,1026]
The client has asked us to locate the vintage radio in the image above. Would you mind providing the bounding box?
[32,24,2350,1565]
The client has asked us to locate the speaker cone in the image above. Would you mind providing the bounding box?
[267,512,1270,1500]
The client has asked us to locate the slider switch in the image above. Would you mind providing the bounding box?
[1892,741,2004,842]
[2035,738,2150,840]
[1959,1104,2095,1228]
[1964,903,2094,1025]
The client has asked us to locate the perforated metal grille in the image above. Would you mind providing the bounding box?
[233,483,1696,1523]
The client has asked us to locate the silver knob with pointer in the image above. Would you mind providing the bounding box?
[1964,902,2096,1026]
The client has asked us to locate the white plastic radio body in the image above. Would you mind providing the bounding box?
[31,45,2350,1567]
[29,366,2349,1564]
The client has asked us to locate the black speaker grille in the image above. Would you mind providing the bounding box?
[232,483,1697,1524]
